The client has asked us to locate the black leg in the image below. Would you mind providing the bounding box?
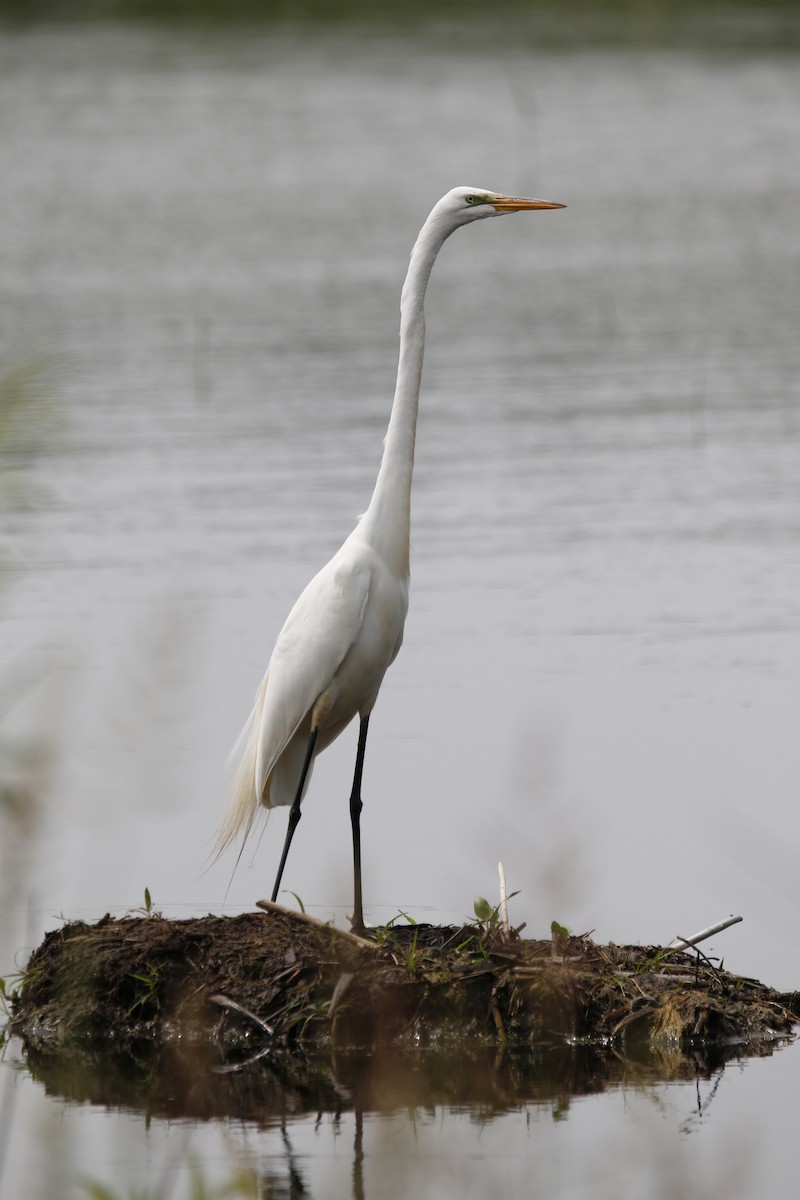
[349,714,370,933]
[271,726,318,903]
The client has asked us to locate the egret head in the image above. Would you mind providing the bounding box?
[438,186,566,228]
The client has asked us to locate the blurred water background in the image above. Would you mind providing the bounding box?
[1,2,799,1195]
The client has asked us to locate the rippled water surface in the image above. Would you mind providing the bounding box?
[1,20,799,1197]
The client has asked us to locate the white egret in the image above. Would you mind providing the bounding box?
[218,186,565,932]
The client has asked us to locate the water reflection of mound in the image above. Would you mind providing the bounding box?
[20,1033,790,1127]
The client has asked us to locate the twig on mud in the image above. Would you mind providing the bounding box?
[490,995,507,1043]
[668,916,742,953]
[213,1045,275,1074]
[209,992,276,1074]
[209,993,274,1037]
[256,899,379,952]
[327,972,355,1019]
[610,1004,659,1038]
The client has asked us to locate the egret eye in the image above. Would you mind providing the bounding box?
[465,194,481,206]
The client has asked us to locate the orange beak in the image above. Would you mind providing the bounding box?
[490,194,566,212]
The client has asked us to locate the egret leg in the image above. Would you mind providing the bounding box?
[271,727,318,903]
[349,715,370,934]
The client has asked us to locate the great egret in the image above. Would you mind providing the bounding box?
[218,186,565,932]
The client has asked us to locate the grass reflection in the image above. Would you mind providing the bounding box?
[0,358,60,924]
[79,1157,259,1200]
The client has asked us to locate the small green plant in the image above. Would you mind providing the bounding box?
[0,973,11,1021]
[296,997,332,1040]
[472,891,520,932]
[637,946,669,973]
[393,909,417,926]
[0,959,45,1018]
[285,890,306,913]
[371,910,417,950]
[550,920,570,956]
[404,928,420,973]
[370,917,428,973]
[126,962,165,1017]
[127,887,163,919]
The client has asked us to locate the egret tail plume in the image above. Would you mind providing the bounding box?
[215,671,269,858]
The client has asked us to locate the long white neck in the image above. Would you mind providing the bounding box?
[356,209,453,578]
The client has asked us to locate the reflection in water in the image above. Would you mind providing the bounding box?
[17,1036,792,1197]
[21,1033,787,1122]
[680,1069,725,1137]
[281,1124,311,1200]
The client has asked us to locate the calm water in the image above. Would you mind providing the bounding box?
[1,20,799,1198]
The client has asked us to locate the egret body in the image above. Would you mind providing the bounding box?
[218,187,565,931]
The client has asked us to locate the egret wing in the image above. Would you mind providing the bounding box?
[255,551,373,800]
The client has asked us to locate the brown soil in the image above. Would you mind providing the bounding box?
[10,906,798,1071]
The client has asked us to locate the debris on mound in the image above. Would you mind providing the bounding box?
[9,905,798,1065]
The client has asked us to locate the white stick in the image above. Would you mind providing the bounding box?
[668,915,743,952]
[255,899,378,952]
[498,862,510,936]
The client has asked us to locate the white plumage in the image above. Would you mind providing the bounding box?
[217,186,565,931]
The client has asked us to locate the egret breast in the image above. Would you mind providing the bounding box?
[318,559,408,738]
